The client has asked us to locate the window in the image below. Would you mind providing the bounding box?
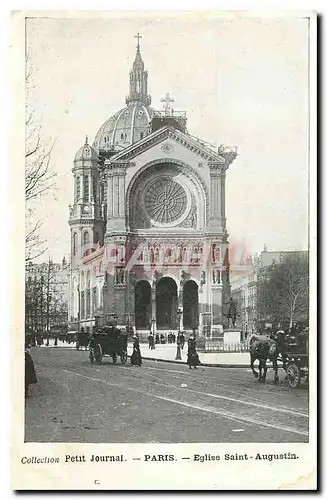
[140,132,144,140]
[83,231,90,246]
[121,133,124,140]
[72,233,77,255]
[83,175,89,201]
[76,177,81,199]
[93,177,97,200]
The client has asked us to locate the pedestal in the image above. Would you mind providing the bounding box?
[211,324,224,340]
[223,329,241,345]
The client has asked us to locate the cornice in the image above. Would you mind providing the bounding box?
[109,126,223,163]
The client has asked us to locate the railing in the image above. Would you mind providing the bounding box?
[198,341,251,353]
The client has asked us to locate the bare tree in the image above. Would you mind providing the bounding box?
[256,253,309,329]
[25,50,56,261]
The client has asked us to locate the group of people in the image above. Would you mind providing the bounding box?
[137,331,201,369]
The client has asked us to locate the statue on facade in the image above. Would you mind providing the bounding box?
[213,270,221,284]
[152,270,159,288]
[200,271,206,285]
[115,267,125,284]
[180,269,187,285]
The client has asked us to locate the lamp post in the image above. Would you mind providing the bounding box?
[176,308,182,360]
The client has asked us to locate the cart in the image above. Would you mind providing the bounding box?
[89,325,128,365]
[283,329,309,388]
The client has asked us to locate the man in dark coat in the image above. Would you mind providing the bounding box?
[25,346,37,397]
[187,333,200,369]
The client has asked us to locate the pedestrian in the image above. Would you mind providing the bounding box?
[180,332,185,349]
[25,344,37,398]
[131,334,142,366]
[187,333,200,369]
[148,332,154,350]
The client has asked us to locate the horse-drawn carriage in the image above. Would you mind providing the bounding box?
[75,331,90,351]
[89,325,128,365]
[282,328,309,388]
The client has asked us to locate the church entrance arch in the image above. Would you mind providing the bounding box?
[135,280,151,330]
[156,277,178,330]
[183,280,199,329]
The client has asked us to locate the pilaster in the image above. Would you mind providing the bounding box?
[208,162,224,233]
[106,161,128,233]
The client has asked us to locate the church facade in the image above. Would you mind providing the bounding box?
[68,37,237,337]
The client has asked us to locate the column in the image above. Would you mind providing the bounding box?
[208,162,224,232]
[107,175,113,217]
[151,285,156,331]
[178,286,184,331]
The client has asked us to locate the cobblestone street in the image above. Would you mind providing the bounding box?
[25,347,309,443]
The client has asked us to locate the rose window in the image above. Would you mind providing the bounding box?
[144,177,188,225]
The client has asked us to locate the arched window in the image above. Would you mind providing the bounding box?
[76,177,81,199]
[83,175,89,201]
[72,232,77,255]
[121,133,124,140]
[83,231,90,246]
[140,132,144,140]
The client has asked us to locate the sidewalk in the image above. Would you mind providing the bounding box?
[36,339,280,368]
[131,343,250,367]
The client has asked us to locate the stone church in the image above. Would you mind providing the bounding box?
[68,36,237,337]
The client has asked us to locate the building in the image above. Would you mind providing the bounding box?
[68,37,237,336]
[25,258,69,334]
[231,249,309,334]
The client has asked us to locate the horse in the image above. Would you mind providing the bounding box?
[249,334,280,384]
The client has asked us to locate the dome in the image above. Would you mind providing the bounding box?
[74,136,98,162]
[93,102,154,151]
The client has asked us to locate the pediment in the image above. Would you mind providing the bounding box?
[109,126,226,164]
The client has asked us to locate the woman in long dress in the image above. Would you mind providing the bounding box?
[187,334,200,369]
[131,334,142,366]
[25,346,38,397]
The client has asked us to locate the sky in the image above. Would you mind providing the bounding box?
[26,13,310,263]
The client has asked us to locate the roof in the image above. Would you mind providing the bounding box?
[93,102,154,151]
[74,136,98,162]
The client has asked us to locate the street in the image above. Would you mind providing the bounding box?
[25,347,309,443]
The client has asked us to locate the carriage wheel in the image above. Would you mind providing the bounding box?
[112,354,117,364]
[94,344,102,365]
[120,350,128,365]
[287,363,301,388]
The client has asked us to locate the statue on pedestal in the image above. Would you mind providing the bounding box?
[225,296,237,328]
[200,271,206,285]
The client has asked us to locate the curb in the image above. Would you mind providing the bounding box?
[140,356,249,368]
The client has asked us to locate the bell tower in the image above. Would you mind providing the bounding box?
[68,136,104,321]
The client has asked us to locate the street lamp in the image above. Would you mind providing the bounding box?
[176,308,182,360]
